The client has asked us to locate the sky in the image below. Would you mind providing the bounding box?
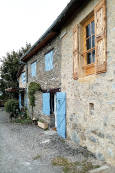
[0,0,70,62]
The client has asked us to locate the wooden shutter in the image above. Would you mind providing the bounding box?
[48,51,53,70]
[50,51,53,70]
[42,93,50,116]
[94,0,107,74]
[73,24,79,80]
[31,62,36,77]
[56,92,66,138]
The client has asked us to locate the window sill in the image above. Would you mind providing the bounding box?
[82,63,95,75]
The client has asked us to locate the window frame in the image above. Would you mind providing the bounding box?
[82,15,96,76]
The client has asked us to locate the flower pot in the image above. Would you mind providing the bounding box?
[37,121,48,129]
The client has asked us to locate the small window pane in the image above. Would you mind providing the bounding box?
[87,52,92,64]
[92,35,95,48]
[86,24,91,37]
[91,21,95,35]
[92,50,95,63]
[86,37,91,50]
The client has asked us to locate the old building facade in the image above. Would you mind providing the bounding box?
[60,0,115,166]
[19,34,63,129]
[27,36,61,127]
[18,0,115,165]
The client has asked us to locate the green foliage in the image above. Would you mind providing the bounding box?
[28,82,41,107]
[14,117,33,124]
[0,43,31,100]
[52,157,100,173]
[5,99,19,113]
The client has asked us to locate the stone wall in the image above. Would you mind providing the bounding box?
[27,36,61,118]
[60,0,115,165]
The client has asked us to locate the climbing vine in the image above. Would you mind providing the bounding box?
[28,82,41,107]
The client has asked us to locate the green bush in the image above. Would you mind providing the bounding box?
[5,99,19,114]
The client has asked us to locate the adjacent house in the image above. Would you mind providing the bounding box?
[19,31,62,129]
[17,64,28,109]
[18,0,115,165]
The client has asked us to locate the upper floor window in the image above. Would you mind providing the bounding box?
[21,72,26,84]
[45,50,53,71]
[84,18,95,65]
[73,0,107,79]
[31,61,36,77]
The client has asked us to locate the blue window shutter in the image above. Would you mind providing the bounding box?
[31,61,36,77]
[50,51,53,70]
[21,72,26,84]
[34,62,36,76]
[56,92,66,138]
[45,54,49,71]
[47,53,50,71]
[19,93,22,110]
[42,93,50,116]
[45,50,53,71]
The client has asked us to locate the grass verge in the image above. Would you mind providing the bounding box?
[52,157,100,173]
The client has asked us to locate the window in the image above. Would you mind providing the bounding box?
[73,0,107,79]
[45,50,53,71]
[84,18,95,65]
[31,61,36,77]
[21,72,26,84]
[89,103,94,115]
[82,17,96,75]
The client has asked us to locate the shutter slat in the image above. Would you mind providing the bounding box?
[73,24,79,80]
[94,0,107,74]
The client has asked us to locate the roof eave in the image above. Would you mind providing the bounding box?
[21,0,88,62]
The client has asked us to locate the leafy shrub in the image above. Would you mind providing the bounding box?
[5,99,19,114]
[14,117,33,124]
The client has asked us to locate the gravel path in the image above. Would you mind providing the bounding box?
[0,110,102,173]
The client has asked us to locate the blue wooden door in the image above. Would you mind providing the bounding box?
[19,93,22,110]
[43,93,50,116]
[56,92,66,138]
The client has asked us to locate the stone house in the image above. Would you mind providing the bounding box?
[18,0,115,165]
[60,0,115,166]
[18,31,62,129]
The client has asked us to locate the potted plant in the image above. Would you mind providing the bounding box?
[37,119,48,130]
